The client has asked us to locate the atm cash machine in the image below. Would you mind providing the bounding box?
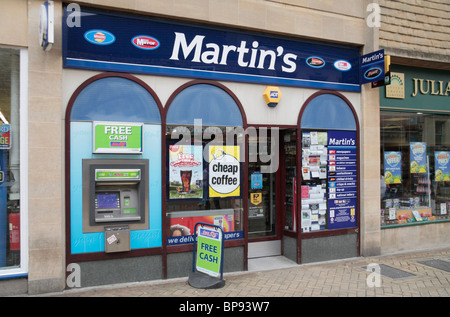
[82,159,149,252]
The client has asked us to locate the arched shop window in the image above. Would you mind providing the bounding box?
[164,81,246,246]
[66,74,163,256]
[70,76,161,123]
[300,93,356,131]
[298,92,358,233]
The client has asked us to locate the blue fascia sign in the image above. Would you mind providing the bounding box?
[63,6,362,92]
[360,49,385,85]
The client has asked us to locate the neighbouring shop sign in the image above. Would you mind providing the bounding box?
[0,124,11,150]
[381,65,450,113]
[62,6,361,92]
[93,121,143,153]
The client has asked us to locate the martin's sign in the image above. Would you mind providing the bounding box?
[360,49,386,86]
[169,32,299,74]
[63,6,361,92]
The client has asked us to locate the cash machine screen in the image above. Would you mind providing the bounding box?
[97,193,119,209]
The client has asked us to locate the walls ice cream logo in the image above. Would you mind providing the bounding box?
[84,30,116,45]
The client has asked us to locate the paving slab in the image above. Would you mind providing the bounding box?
[23,247,450,302]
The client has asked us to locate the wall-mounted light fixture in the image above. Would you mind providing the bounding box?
[39,1,54,51]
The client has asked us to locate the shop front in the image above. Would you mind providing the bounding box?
[0,46,27,280]
[63,5,364,287]
[379,65,450,253]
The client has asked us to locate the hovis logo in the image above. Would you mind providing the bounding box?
[84,30,116,45]
[132,35,160,50]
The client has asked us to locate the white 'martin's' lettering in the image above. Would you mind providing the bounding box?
[170,33,204,62]
[169,32,298,73]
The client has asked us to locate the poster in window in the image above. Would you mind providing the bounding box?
[168,144,203,199]
[251,172,263,189]
[384,151,402,184]
[435,151,450,182]
[208,145,241,198]
[327,130,357,230]
[410,142,427,174]
[0,124,11,150]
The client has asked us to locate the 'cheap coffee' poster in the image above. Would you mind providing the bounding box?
[208,145,241,198]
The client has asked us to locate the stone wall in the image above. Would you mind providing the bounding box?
[379,0,450,64]
[77,0,367,45]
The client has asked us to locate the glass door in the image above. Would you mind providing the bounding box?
[248,129,277,239]
[247,128,297,258]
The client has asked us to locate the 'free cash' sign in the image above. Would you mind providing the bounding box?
[93,121,143,154]
[196,227,223,277]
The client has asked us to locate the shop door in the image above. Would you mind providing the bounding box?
[248,128,295,258]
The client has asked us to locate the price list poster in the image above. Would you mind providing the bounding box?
[327,131,357,229]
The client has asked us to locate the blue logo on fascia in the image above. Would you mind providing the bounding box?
[334,60,352,71]
[306,56,325,68]
[84,29,116,45]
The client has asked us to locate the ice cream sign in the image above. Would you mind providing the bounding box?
[93,121,143,153]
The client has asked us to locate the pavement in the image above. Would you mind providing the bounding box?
[39,247,450,299]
